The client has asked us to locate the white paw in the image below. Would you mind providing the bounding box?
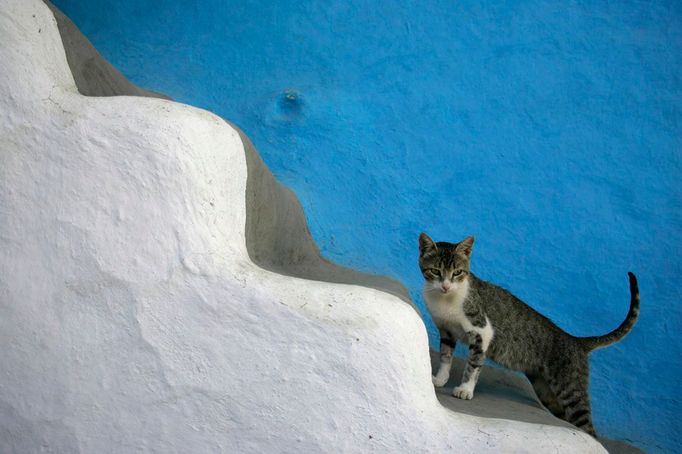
[452,386,474,400]
[432,375,448,387]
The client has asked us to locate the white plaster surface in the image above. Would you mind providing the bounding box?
[0,1,606,452]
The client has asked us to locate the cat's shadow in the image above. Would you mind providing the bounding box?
[429,350,552,424]
[429,351,644,454]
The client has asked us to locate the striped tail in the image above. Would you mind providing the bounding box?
[578,272,640,352]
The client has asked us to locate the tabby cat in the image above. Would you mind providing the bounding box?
[419,233,639,436]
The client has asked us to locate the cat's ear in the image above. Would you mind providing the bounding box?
[456,236,475,258]
[419,232,437,256]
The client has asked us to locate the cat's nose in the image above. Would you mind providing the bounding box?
[441,282,451,293]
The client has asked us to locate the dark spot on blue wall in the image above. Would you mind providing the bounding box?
[276,89,304,122]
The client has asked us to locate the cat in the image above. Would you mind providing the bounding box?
[418,232,639,436]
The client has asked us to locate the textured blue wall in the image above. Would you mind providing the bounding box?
[54,1,681,452]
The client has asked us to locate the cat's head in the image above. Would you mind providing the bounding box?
[418,233,474,295]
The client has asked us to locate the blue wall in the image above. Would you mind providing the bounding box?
[54,1,681,452]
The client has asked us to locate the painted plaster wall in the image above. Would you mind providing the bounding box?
[53,1,681,452]
[4,2,606,452]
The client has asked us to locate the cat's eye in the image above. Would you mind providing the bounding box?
[453,269,464,277]
[428,268,441,277]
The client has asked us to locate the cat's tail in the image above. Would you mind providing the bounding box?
[578,272,640,352]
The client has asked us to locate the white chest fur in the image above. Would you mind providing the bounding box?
[424,281,494,352]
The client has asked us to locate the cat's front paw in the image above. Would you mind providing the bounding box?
[432,374,448,387]
[452,386,474,400]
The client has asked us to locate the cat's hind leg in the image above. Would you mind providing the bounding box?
[433,337,455,387]
[546,359,596,436]
[453,331,486,400]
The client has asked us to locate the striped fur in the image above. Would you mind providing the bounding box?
[578,272,640,351]
[419,233,640,437]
